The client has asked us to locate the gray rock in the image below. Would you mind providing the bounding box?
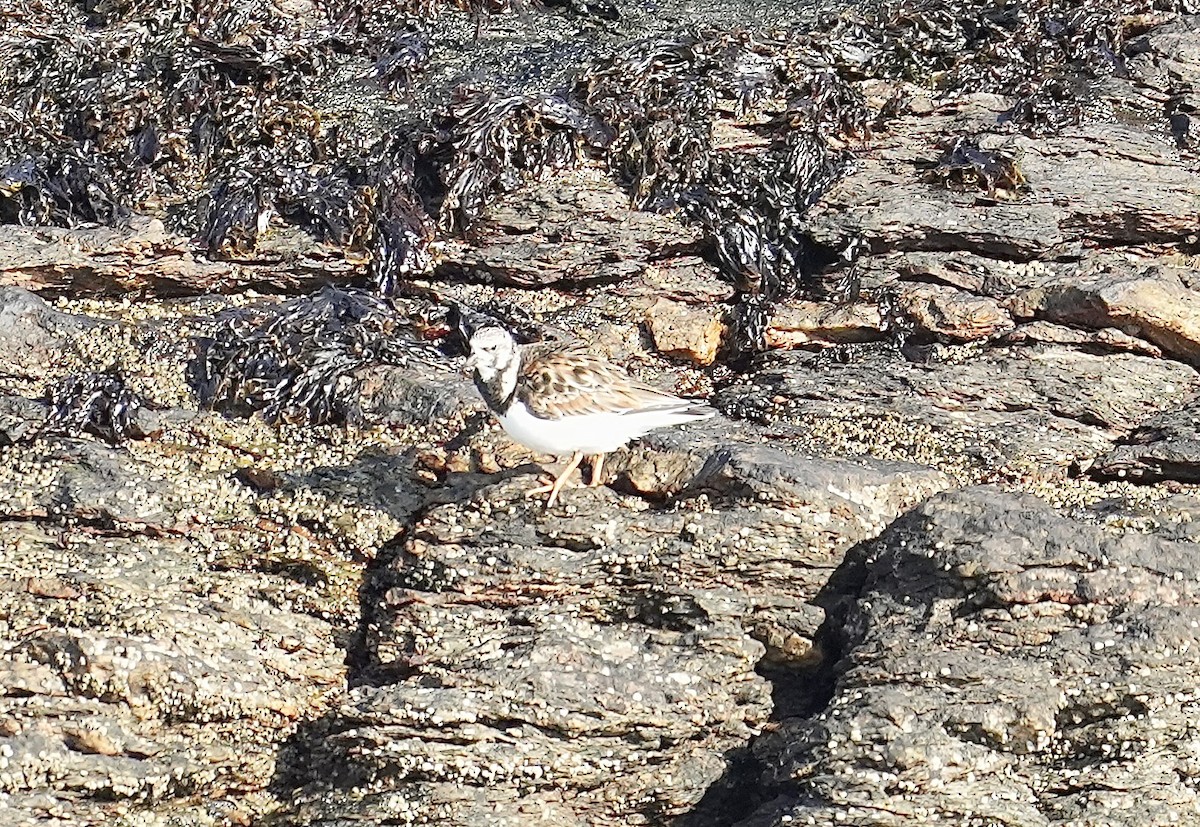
[1091,399,1200,484]
[354,363,478,426]
[738,488,1200,827]
[1009,266,1200,366]
[275,428,945,825]
[715,344,1200,484]
[1000,320,1165,359]
[807,95,1200,260]
[0,287,102,379]
[447,174,701,289]
[0,393,47,445]
[892,282,1014,343]
[0,520,348,826]
[0,217,262,299]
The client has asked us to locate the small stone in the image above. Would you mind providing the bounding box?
[766,300,883,348]
[1009,268,1200,364]
[895,282,1014,341]
[645,298,724,366]
[63,728,122,757]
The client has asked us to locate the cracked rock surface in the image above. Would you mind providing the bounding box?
[4,1,1200,826]
[740,489,1200,827]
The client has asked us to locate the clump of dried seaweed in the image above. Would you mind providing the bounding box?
[542,0,620,23]
[0,141,129,228]
[0,0,346,240]
[201,165,275,258]
[920,135,1028,197]
[567,0,1176,358]
[369,25,431,94]
[268,136,438,294]
[43,370,148,443]
[190,287,443,425]
[372,170,438,296]
[694,131,849,355]
[860,0,1167,130]
[577,29,865,357]
[429,87,610,232]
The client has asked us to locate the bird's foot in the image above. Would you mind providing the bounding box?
[524,480,558,497]
[525,452,584,507]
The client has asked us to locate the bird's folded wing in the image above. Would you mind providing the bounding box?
[517,345,687,420]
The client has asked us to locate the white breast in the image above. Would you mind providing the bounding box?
[497,400,707,456]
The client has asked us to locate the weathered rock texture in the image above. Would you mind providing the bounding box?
[739,489,1200,827]
[3,1,1200,827]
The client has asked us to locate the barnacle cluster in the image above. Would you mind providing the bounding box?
[190,287,442,425]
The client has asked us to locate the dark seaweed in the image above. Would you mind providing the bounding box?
[190,287,443,425]
[269,146,437,298]
[1166,76,1196,149]
[919,135,1028,197]
[543,0,621,23]
[431,87,610,232]
[1,0,1185,365]
[370,27,430,94]
[202,168,271,258]
[276,163,375,250]
[0,150,128,228]
[579,29,862,356]
[43,370,145,443]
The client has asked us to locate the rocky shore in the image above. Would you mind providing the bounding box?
[3,0,1200,825]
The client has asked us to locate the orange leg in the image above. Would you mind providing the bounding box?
[588,453,607,487]
[524,452,584,507]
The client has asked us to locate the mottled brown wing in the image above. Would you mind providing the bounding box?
[516,342,685,420]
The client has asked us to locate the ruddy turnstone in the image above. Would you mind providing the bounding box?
[466,326,716,506]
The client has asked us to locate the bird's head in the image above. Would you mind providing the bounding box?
[465,326,518,381]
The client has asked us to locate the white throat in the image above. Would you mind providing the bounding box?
[474,349,522,410]
[499,356,520,400]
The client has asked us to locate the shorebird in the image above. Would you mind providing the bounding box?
[466,326,715,506]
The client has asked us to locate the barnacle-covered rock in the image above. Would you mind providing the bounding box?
[742,489,1200,825]
[1090,398,1200,483]
[5,3,1200,827]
